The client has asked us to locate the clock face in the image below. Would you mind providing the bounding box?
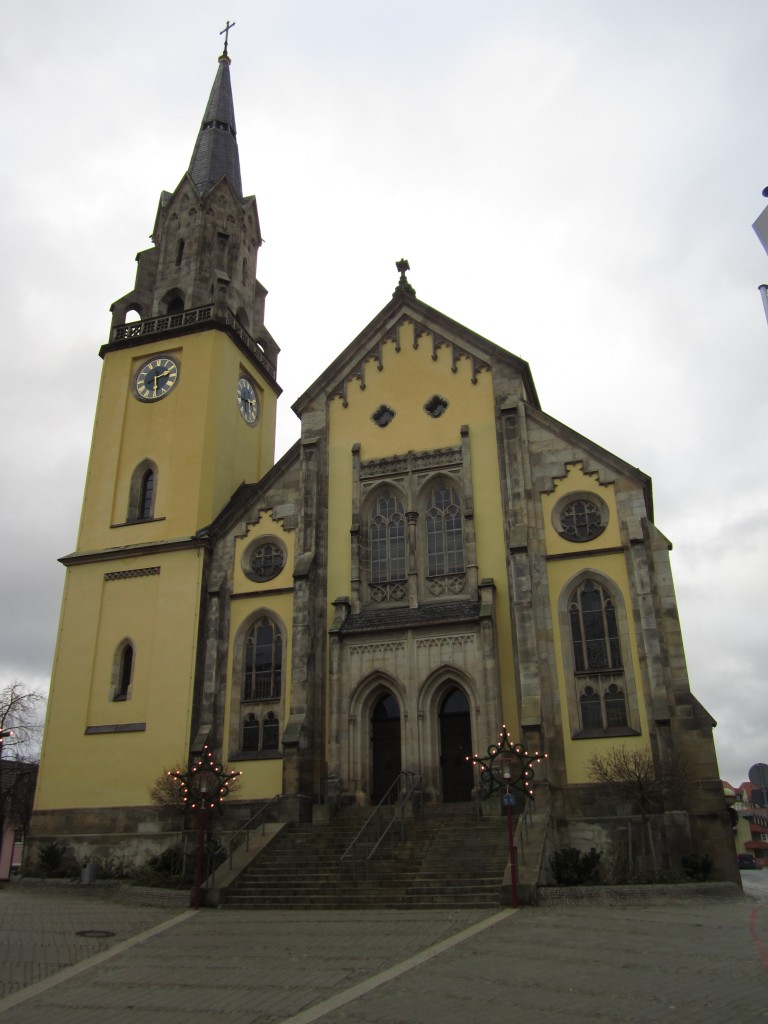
[135,356,179,402]
[237,376,259,424]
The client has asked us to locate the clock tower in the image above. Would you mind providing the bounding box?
[33,46,279,828]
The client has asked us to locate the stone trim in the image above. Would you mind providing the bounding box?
[537,882,741,906]
[104,567,161,581]
[85,723,146,734]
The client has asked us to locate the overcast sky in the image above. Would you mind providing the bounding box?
[2,1,767,787]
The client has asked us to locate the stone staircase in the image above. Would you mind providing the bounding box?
[222,803,523,910]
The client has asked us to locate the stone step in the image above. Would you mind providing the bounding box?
[220,806,514,909]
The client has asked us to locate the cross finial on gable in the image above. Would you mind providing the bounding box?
[220,20,236,56]
[394,258,416,297]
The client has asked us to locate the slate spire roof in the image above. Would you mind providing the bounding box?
[187,51,243,199]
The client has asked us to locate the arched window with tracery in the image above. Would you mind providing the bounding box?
[569,579,630,734]
[569,580,622,673]
[242,713,259,751]
[369,492,406,601]
[426,485,464,577]
[262,712,279,751]
[243,617,283,701]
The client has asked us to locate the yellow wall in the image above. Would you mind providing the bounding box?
[541,464,651,783]
[327,322,519,736]
[223,512,295,800]
[36,548,204,809]
[79,329,276,552]
[37,323,278,812]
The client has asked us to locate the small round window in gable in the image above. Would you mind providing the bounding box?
[559,499,605,542]
[424,395,449,418]
[246,540,286,582]
[372,405,395,427]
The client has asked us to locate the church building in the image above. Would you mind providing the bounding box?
[30,46,737,884]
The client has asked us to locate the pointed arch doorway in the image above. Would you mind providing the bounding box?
[371,693,401,802]
[439,687,473,802]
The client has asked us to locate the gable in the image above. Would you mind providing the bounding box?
[292,290,540,418]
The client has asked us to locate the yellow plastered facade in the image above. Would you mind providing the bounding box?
[35,548,204,809]
[224,512,295,800]
[328,322,520,739]
[79,329,276,551]
[37,325,276,812]
[542,463,651,783]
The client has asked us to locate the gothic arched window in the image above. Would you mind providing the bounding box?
[604,683,628,728]
[243,617,283,702]
[262,712,279,751]
[242,713,259,752]
[426,485,464,577]
[113,641,134,701]
[370,493,406,585]
[127,459,158,523]
[139,468,155,521]
[567,579,633,734]
[569,580,622,673]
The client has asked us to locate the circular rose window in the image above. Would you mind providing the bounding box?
[245,540,286,582]
[558,498,606,542]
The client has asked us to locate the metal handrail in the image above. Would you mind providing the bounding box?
[366,772,422,861]
[210,794,281,885]
[337,772,422,903]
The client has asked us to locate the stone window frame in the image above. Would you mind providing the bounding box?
[242,536,287,584]
[229,609,287,760]
[557,570,640,740]
[552,491,609,544]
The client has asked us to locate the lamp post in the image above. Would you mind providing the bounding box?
[0,729,13,881]
[467,725,546,908]
[169,745,241,909]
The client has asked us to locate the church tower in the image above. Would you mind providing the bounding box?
[33,45,279,834]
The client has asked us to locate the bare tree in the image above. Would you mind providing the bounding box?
[0,682,47,871]
[0,681,46,760]
[587,744,693,876]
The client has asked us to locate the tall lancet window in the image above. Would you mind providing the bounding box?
[243,617,282,702]
[370,493,406,586]
[426,486,464,577]
[568,579,630,733]
[139,468,155,520]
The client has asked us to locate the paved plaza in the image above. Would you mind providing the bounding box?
[0,878,766,1023]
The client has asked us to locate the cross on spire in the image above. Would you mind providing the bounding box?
[220,20,236,56]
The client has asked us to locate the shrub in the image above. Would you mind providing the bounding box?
[147,847,184,876]
[681,853,713,882]
[37,840,66,877]
[550,846,602,886]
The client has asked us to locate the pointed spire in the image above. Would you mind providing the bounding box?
[187,49,243,199]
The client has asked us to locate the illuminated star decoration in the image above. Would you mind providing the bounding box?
[169,744,241,813]
[467,724,547,799]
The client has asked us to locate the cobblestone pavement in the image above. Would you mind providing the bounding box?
[0,880,766,1023]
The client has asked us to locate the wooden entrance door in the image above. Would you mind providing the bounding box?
[371,693,401,802]
[439,687,473,802]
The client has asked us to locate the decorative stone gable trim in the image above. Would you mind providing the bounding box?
[331,317,490,406]
[360,445,462,480]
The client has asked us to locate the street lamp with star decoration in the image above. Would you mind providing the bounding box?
[467,725,547,907]
[169,745,241,907]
